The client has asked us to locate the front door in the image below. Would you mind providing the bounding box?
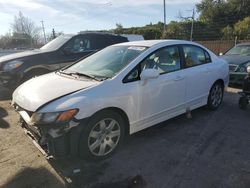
[124,45,186,132]
[58,35,97,69]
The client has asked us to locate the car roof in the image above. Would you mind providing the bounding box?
[63,32,122,37]
[78,31,122,37]
[236,42,250,46]
[113,39,198,47]
[63,34,75,37]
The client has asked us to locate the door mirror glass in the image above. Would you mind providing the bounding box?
[140,69,159,81]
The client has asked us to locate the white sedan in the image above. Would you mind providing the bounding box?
[12,40,229,160]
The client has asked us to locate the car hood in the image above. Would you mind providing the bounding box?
[12,72,99,112]
[0,49,50,64]
[220,55,250,65]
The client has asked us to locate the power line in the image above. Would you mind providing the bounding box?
[179,8,195,41]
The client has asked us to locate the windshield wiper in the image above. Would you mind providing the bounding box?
[70,72,96,79]
[95,76,111,81]
[58,70,100,81]
[75,73,112,81]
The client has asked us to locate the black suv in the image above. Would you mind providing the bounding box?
[0,32,129,89]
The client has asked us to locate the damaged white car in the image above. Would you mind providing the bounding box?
[12,40,229,160]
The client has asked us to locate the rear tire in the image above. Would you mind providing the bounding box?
[207,82,224,110]
[239,96,248,110]
[79,110,125,161]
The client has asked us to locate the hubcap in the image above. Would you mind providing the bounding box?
[211,85,222,107]
[88,118,121,156]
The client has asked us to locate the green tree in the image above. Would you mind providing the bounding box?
[196,0,250,39]
[114,23,123,34]
[197,0,250,25]
[234,17,250,39]
[222,25,234,39]
[115,22,163,40]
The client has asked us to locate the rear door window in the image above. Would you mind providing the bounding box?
[182,45,211,68]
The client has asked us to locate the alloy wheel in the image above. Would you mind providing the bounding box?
[88,118,121,156]
[211,84,223,108]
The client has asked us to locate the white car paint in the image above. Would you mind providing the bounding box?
[12,40,229,134]
[12,73,99,111]
[121,34,144,41]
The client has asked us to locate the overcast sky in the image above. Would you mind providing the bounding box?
[0,0,201,35]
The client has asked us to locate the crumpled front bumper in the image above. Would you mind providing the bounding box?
[13,103,86,158]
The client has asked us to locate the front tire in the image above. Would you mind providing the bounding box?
[79,110,125,161]
[207,82,224,110]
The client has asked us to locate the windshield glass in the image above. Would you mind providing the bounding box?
[40,35,72,51]
[64,45,147,78]
[226,45,250,56]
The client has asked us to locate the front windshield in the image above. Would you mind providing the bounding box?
[226,45,250,56]
[64,45,147,78]
[40,35,72,51]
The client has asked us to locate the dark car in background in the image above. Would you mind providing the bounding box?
[0,32,135,89]
[220,43,250,85]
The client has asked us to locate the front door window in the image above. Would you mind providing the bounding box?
[141,46,181,74]
[65,36,92,53]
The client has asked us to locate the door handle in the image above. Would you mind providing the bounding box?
[174,76,185,81]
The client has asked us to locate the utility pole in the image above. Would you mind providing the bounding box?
[52,28,56,39]
[190,8,195,41]
[41,20,46,44]
[163,0,166,33]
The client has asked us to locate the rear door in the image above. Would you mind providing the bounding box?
[181,45,213,108]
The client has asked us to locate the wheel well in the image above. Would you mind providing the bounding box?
[214,79,224,88]
[22,68,50,79]
[25,68,50,75]
[92,107,130,135]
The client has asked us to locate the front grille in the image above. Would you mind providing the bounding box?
[229,64,238,72]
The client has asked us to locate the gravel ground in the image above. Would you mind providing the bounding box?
[1,86,250,188]
[0,87,65,188]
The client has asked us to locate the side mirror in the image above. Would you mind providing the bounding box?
[140,69,159,82]
[219,52,224,56]
[63,47,72,55]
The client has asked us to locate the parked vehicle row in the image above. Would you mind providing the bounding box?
[12,40,229,160]
[220,43,250,85]
[0,32,143,89]
[238,66,250,109]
